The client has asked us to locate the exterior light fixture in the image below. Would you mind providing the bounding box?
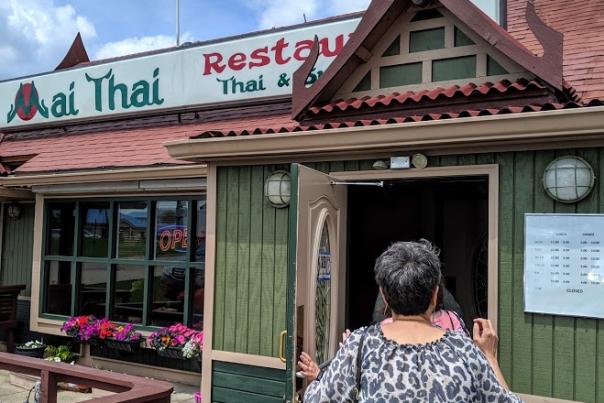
[372,160,389,170]
[7,203,21,219]
[543,156,595,203]
[411,153,428,169]
[264,171,291,208]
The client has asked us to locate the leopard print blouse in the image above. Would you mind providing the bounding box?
[304,324,523,402]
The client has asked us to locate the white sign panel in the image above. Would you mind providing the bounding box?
[524,214,604,319]
[0,17,360,129]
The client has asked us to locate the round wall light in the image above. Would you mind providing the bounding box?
[543,156,595,203]
[7,202,21,219]
[264,170,291,208]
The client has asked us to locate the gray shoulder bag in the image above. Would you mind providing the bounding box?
[352,329,368,403]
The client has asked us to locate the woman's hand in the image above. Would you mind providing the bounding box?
[339,329,351,348]
[473,318,498,358]
[298,352,320,382]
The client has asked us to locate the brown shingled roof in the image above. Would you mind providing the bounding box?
[508,0,604,102]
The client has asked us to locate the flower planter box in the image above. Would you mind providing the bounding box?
[156,347,185,360]
[154,348,201,371]
[99,338,142,353]
[15,346,46,359]
[190,358,201,372]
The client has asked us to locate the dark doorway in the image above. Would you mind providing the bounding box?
[346,176,488,330]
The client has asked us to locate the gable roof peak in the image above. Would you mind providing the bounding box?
[292,0,563,120]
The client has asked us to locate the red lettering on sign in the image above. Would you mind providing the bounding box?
[183,229,189,248]
[271,38,291,65]
[320,35,345,57]
[172,229,183,249]
[203,53,226,75]
[293,39,314,61]
[159,230,172,252]
[201,32,352,76]
[228,52,247,71]
[249,47,270,69]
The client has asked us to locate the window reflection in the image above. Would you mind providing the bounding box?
[118,202,148,259]
[80,202,110,257]
[47,203,75,256]
[112,265,145,324]
[194,201,206,262]
[191,268,204,330]
[78,263,107,317]
[155,201,189,261]
[151,266,185,326]
[44,261,72,315]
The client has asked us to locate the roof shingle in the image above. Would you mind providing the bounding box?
[508,0,604,102]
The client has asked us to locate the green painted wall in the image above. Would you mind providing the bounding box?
[430,151,604,403]
[1,202,35,296]
[212,361,285,402]
[213,152,604,402]
[213,165,290,357]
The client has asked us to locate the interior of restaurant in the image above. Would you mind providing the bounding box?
[346,177,489,330]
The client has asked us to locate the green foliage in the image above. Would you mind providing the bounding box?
[44,345,75,363]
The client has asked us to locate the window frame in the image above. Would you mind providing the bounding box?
[39,196,205,330]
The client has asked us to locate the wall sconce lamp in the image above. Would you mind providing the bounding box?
[543,156,595,203]
[7,202,21,219]
[264,171,291,208]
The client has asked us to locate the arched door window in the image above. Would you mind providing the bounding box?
[314,221,332,364]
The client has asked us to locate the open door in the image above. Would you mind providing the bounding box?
[285,164,347,402]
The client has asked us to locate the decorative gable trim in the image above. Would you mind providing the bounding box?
[292,0,563,120]
[55,33,90,71]
[334,6,531,99]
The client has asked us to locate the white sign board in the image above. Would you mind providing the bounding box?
[524,214,604,319]
[0,17,360,129]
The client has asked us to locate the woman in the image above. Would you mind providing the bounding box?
[303,240,522,402]
[299,277,468,382]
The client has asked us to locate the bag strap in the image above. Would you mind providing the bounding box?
[352,328,368,402]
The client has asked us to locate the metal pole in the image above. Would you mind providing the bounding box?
[176,0,181,46]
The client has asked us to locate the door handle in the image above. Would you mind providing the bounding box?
[279,330,287,363]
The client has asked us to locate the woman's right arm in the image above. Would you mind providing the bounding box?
[473,319,509,389]
[472,319,522,401]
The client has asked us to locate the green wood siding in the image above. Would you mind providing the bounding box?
[434,151,604,402]
[213,153,604,402]
[1,203,34,296]
[212,361,285,403]
[213,165,289,356]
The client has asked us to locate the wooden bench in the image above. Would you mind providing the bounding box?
[0,284,26,352]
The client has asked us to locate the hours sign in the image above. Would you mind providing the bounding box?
[524,214,604,319]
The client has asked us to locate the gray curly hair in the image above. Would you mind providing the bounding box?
[374,240,442,316]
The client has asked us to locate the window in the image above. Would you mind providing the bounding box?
[409,28,445,53]
[487,55,508,76]
[471,0,501,24]
[41,197,206,330]
[117,202,148,260]
[454,27,474,47]
[382,36,400,57]
[432,56,477,82]
[380,63,422,88]
[46,203,75,256]
[80,202,110,257]
[353,72,372,92]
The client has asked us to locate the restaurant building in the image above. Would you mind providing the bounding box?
[0,0,604,402]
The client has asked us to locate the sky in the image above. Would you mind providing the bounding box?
[0,0,499,81]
